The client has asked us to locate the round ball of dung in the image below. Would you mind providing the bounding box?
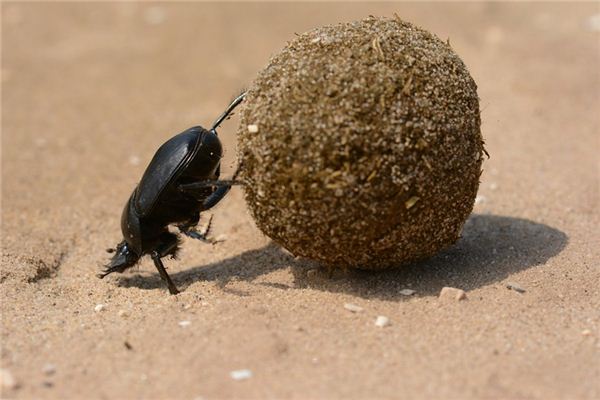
[238,17,485,269]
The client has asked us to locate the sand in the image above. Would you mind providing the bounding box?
[1,3,599,399]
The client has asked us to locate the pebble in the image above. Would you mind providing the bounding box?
[94,304,106,312]
[344,303,363,313]
[128,155,140,166]
[247,124,259,133]
[118,310,129,318]
[399,289,416,296]
[585,14,600,31]
[230,369,252,380]
[42,363,56,376]
[0,369,17,390]
[374,316,390,327]
[439,287,467,301]
[474,195,487,205]
[582,329,592,336]
[178,320,191,327]
[506,282,526,293]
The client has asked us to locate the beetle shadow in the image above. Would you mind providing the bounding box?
[117,214,568,299]
[116,241,295,292]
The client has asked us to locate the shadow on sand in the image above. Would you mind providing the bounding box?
[118,214,568,299]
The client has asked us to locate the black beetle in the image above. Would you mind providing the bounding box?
[99,92,246,294]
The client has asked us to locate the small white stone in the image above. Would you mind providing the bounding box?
[475,195,486,205]
[374,316,390,328]
[128,155,140,166]
[230,369,252,380]
[42,363,56,376]
[0,369,17,390]
[344,303,363,313]
[94,304,106,312]
[439,287,467,301]
[581,329,592,336]
[585,14,600,31]
[118,310,129,318]
[399,289,416,296]
[247,124,259,133]
[178,320,191,327]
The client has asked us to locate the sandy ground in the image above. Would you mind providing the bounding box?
[1,2,599,399]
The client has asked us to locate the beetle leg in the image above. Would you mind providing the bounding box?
[151,252,179,295]
[201,185,234,211]
[178,214,215,243]
[150,233,182,295]
[178,179,243,192]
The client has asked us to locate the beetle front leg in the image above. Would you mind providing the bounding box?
[151,234,181,295]
[151,252,179,295]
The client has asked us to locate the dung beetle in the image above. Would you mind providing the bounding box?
[99,92,246,294]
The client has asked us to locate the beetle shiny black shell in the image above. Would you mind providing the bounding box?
[121,126,222,255]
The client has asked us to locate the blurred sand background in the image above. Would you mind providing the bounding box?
[1,2,599,399]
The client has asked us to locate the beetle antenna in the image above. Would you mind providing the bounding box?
[211,91,247,132]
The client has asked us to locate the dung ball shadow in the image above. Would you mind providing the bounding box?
[290,214,568,299]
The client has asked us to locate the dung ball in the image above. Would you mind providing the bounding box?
[237,17,485,269]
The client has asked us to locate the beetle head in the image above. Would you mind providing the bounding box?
[98,241,140,279]
[183,129,223,180]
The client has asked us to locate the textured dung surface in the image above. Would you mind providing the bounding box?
[238,17,484,269]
